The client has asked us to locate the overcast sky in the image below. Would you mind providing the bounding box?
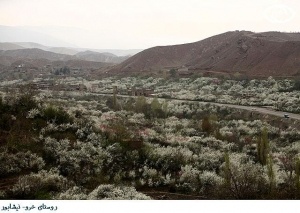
[0,0,299,49]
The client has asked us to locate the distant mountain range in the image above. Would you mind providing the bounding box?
[0,25,143,57]
[0,48,74,61]
[110,31,300,77]
[0,44,132,65]
[0,25,75,48]
[0,43,25,51]
[0,51,113,73]
[75,50,130,63]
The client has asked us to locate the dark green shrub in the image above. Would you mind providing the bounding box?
[43,106,73,124]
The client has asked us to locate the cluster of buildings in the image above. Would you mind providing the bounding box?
[30,80,155,97]
[126,87,154,97]
[31,79,87,91]
[112,86,154,97]
[162,66,194,77]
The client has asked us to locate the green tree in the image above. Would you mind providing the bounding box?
[106,97,114,109]
[62,66,70,75]
[224,152,231,188]
[257,127,269,165]
[202,117,212,134]
[293,80,300,91]
[135,96,147,114]
[215,129,225,141]
[124,98,135,111]
[162,101,168,118]
[113,87,118,110]
[151,98,160,111]
[106,90,120,111]
[295,158,300,191]
[267,155,276,194]
[43,106,72,125]
[169,69,177,78]
[150,98,162,118]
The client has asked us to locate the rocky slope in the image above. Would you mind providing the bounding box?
[109,31,300,77]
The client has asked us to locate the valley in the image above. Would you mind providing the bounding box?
[0,30,300,200]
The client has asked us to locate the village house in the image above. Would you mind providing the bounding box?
[31,80,54,90]
[127,87,154,97]
[178,66,195,76]
[178,66,189,72]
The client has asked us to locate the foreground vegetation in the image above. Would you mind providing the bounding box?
[0,76,300,199]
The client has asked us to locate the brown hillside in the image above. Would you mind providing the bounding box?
[0,48,74,61]
[109,31,300,77]
[75,50,130,63]
[0,48,127,64]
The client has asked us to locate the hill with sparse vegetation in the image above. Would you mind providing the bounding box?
[109,31,300,78]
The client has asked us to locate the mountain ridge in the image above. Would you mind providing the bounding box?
[0,42,25,51]
[109,31,300,77]
[0,48,130,64]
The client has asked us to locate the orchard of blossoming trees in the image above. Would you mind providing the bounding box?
[0,76,300,199]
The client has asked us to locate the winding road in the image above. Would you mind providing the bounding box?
[157,97,300,121]
[212,102,300,120]
[81,92,300,121]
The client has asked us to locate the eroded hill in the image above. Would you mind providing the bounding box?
[109,31,300,77]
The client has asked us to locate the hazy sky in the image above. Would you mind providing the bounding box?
[0,0,299,49]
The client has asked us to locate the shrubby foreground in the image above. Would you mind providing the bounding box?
[0,77,300,199]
